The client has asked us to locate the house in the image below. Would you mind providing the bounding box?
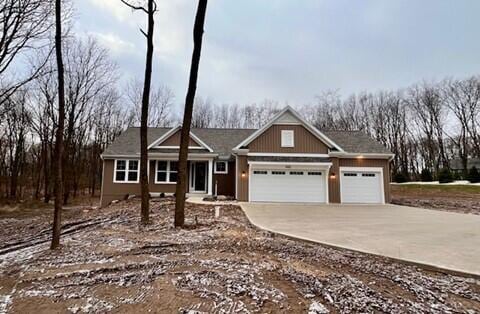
[100,106,393,207]
[450,158,480,174]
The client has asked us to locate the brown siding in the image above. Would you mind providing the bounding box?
[329,158,391,203]
[328,157,340,203]
[158,130,200,147]
[213,161,235,196]
[101,159,190,207]
[101,159,141,207]
[236,156,249,201]
[247,124,329,153]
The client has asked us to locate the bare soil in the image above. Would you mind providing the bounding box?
[0,198,479,313]
[391,184,480,215]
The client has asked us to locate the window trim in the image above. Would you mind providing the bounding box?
[281,130,294,148]
[113,159,140,183]
[214,161,228,174]
[155,160,178,184]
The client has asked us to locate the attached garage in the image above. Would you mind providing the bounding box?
[249,164,329,203]
[340,167,384,204]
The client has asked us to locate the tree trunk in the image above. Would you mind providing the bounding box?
[51,0,66,250]
[175,0,208,227]
[139,0,156,224]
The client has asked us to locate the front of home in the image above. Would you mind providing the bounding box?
[100,107,394,207]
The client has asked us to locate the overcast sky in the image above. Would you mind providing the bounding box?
[75,0,480,107]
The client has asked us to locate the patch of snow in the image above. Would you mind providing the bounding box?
[309,301,329,313]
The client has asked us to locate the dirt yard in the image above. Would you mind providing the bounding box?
[0,198,479,313]
[391,184,480,215]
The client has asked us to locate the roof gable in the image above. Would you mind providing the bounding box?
[234,106,344,152]
[147,126,214,152]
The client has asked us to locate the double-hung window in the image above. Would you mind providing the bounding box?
[156,161,178,183]
[114,160,139,183]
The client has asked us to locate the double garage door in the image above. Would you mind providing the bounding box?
[249,166,384,204]
[250,168,327,203]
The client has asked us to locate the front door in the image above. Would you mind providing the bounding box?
[190,162,207,193]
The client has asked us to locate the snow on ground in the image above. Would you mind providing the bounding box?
[0,198,479,313]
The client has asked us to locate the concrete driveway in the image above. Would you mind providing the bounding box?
[240,203,480,276]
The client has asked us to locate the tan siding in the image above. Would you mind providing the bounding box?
[333,158,391,203]
[236,156,249,201]
[158,130,200,147]
[247,125,329,153]
[213,161,235,196]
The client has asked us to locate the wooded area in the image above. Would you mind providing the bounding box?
[1,0,480,203]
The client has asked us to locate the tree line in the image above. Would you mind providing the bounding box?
[2,1,480,206]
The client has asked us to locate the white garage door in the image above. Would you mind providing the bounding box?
[250,169,326,203]
[340,169,383,204]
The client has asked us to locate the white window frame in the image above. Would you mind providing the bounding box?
[155,160,178,184]
[214,161,228,174]
[113,159,139,183]
[281,130,294,147]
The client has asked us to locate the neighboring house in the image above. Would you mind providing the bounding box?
[100,106,393,207]
[450,158,480,174]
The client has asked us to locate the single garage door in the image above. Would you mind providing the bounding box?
[340,168,384,203]
[250,169,326,202]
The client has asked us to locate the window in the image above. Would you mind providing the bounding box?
[156,160,177,183]
[214,161,228,174]
[281,130,294,147]
[362,173,376,177]
[344,173,357,177]
[289,171,304,175]
[253,170,268,175]
[114,160,139,183]
[271,171,286,175]
[308,171,322,176]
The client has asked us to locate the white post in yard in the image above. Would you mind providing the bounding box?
[215,206,220,218]
[208,159,213,195]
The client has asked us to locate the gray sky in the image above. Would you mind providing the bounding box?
[75,0,480,106]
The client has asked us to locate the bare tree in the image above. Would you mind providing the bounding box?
[0,0,54,104]
[125,79,174,127]
[51,0,66,250]
[443,77,480,173]
[191,97,213,128]
[122,0,157,224]
[175,0,208,227]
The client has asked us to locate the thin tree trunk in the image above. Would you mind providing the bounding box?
[51,0,66,250]
[137,0,156,225]
[175,0,208,227]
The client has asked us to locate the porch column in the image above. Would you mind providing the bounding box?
[208,159,213,195]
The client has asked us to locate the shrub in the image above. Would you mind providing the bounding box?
[393,172,408,183]
[467,166,480,183]
[420,168,433,182]
[437,168,453,183]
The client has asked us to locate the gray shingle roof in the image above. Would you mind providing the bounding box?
[322,130,391,154]
[102,127,256,157]
[103,127,390,157]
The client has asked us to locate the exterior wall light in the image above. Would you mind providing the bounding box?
[330,172,336,179]
[241,171,247,178]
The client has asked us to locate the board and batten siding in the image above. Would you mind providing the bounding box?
[247,125,329,153]
[236,156,249,201]
[328,158,391,203]
[158,130,200,147]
